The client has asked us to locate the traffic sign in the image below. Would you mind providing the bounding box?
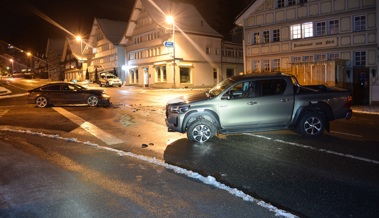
[164,41,174,47]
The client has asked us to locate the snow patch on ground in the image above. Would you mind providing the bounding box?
[1,127,298,218]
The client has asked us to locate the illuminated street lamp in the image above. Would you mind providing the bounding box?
[76,36,83,56]
[9,59,14,76]
[166,15,176,87]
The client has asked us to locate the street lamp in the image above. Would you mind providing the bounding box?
[26,52,32,77]
[166,15,175,87]
[76,36,83,56]
[9,59,14,76]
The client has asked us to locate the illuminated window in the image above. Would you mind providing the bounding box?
[302,22,313,38]
[290,24,301,39]
[291,22,313,39]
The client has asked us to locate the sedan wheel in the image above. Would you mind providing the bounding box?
[35,96,48,108]
[87,96,99,107]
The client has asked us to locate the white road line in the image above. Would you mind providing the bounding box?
[0,109,9,117]
[53,107,124,145]
[244,133,379,165]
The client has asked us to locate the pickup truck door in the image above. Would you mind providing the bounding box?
[256,79,294,125]
[218,81,260,128]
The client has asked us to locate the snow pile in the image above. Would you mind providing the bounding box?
[1,127,298,218]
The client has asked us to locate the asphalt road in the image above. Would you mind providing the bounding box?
[1,78,379,217]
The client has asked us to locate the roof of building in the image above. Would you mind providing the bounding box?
[140,0,222,37]
[96,18,128,45]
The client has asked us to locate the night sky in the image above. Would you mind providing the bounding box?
[1,0,250,55]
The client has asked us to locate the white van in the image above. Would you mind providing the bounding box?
[99,73,122,87]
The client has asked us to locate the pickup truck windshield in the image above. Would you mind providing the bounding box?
[208,78,234,97]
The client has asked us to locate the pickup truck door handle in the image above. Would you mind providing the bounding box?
[247,101,257,105]
[280,98,290,102]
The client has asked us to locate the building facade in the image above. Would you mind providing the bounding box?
[121,0,230,88]
[236,0,378,105]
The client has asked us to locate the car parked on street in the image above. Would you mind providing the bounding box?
[166,73,353,142]
[26,82,110,108]
[98,73,122,87]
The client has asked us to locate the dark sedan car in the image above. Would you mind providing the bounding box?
[26,82,111,108]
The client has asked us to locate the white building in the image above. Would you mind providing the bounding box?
[121,0,231,88]
[236,0,378,105]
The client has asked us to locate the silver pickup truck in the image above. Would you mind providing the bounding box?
[165,73,353,143]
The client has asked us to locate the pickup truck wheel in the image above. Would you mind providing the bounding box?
[298,112,325,137]
[187,119,216,143]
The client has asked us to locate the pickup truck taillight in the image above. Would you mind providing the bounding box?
[344,95,353,108]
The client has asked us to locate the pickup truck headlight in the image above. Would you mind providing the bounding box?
[170,105,190,113]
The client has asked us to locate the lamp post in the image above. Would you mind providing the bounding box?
[166,16,175,87]
[76,36,83,56]
[26,52,32,78]
[9,59,14,76]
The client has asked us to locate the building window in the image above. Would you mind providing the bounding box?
[290,24,301,39]
[302,22,313,38]
[263,31,270,43]
[328,53,339,60]
[155,66,167,82]
[273,29,280,42]
[263,59,270,72]
[253,32,260,44]
[315,54,327,61]
[354,16,366,31]
[316,22,326,36]
[272,59,280,71]
[288,0,296,6]
[277,0,285,8]
[293,56,301,63]
[180,67,191,83]
[328,20,339,34]
[354,51,366,66]
[206,47,211,54]
[252,60,261,72]
[226,68,234,77]
[303,55,314,62]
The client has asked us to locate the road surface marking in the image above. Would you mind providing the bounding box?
[0,109,9,117]
[244,133,379,165]
[53,107,124,145]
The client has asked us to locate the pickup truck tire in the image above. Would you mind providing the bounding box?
[298,112,325,137]
[187,119,216,143]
